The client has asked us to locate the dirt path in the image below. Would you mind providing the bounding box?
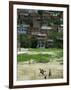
[17,62,63,80]
[17,51,55,55]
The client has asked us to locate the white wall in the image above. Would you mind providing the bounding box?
[0,0,71,90]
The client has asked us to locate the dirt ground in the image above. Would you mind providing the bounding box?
[17,61,63,80]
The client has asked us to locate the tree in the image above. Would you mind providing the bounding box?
[18,34,31,48]
[51,11,63,32]
[48,30,63,48]
[37,10,43,28]
[30,36,38,48]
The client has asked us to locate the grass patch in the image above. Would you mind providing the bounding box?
[17,48,63,63]
[17,54,51,63]
[29,48,63,52]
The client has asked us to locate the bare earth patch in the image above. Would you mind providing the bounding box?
[17,61,63,80]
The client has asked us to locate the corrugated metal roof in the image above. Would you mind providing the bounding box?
[41,26,52,30]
